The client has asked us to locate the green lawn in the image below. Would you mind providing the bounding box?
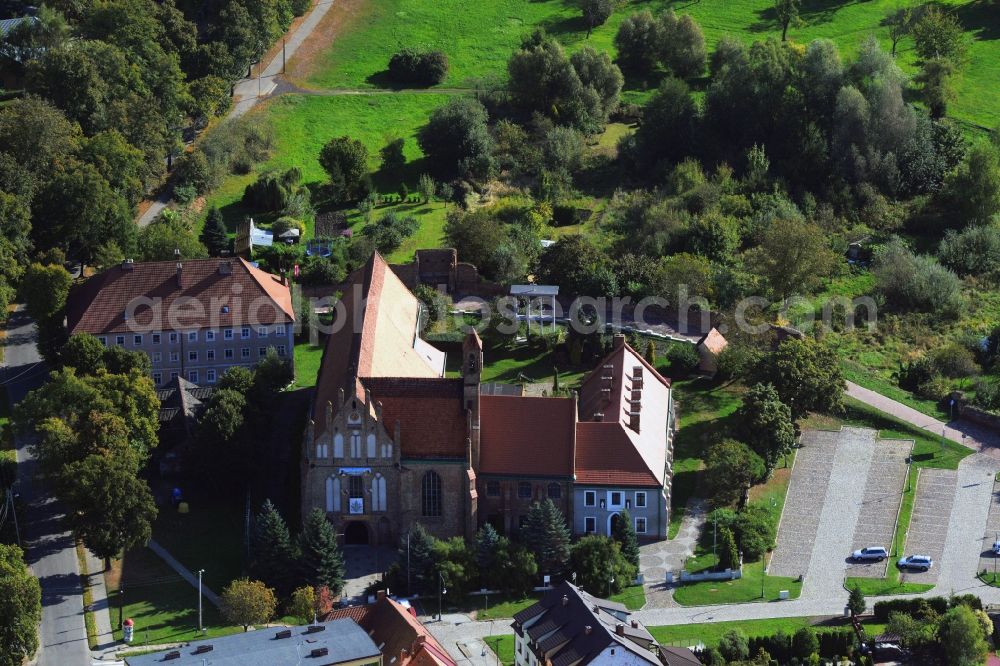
[671,559,802,606]
[609,584,646,610]
[650,618,888,649]
[293,341,324,388]
[485,635,515,666]
[107,546,241,645]
[477,595,537,621]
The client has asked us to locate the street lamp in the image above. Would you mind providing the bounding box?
[197,569,205,632]
[438,571,447,621]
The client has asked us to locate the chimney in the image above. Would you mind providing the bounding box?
[561,595,569,606]
[593,412,603,422]
[193,645,214,654]
[584,626,592,635]
[163,651,181,661]
[629,410,640,433]
[377,590,387,601]
[310,647,329,658]
[175,262,184,288]
[275,629,292,639]
[121,258,134,271]
[616,623,625,636]
[613,334,625,348]
[630,619,639,628]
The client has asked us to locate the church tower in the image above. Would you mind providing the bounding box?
[462,329,483,469]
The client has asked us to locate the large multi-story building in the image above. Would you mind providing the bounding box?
[302,252,675,546]
[66,257,295,387]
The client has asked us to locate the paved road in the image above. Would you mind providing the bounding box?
[3,307,91,666]
[137,0,338,227]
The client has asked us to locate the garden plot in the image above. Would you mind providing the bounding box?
[901,468,957,585]
[768,430,840,578]
[848,438,912,578]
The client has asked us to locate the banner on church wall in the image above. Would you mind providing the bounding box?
[349,497,364,514]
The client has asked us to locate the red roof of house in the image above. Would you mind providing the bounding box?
[325,596,455,666]
[574,422,661,486]
[66,257,294,335]
[365,377,468,459]
[479,395,576,477]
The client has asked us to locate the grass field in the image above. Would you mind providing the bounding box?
[293,341,324,388]
[650,618,888,649]
[485,635,515,666]
[671,558,802,606]
[298,0,997,130]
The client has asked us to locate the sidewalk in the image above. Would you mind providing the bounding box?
[82,548,116,652]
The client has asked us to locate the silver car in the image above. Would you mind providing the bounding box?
[851,546,887,562]
[897,555,933,571]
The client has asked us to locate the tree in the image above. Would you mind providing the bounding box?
[746,218,838,301]
[916,56,957,119]
[718,629,750,662]
[387,49,449,86]
[250,499,297,596]
[658,11,706,79]
[873,237,964,316]
[711,525,738,572]
[287,585,315,625]
[735,504,776,560]
[201,207,229,256]
[138,211,208,261]
[751,338,845,421]
[773,0,800,42]
[938,605,989,666]
[580,0,614,37]
[611,509,640,568]
[614,11,659,73]
[475,523,500,583]
[297,509,345,594]
[379,138,406,173]
[494,539,538,597]
[523,499,571,578]
[736,383,796,474]
[627,77,697,172]
[417,97,492,179]
[220,578,277,631]
[61,334,106,375]
[198,388,247,447]
[20,262,71,323]
[319,136,369,202]
[399,523,437,595]
[943,137,1000,227]
[79,130,145,206]
[791,627,819,660]
[569,535,636,596]
[884,7,912,57]
[911,6,965,63]
[418,173,436,203]
[704,439,764,506]
[0,544,42,666]
[60,454,157,567]
[848,584,866,617]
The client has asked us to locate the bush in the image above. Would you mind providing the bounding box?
[873,597,949,623]
[361,211,418,254]
[735,502,777,561]
[873,238,963,316]
[388,49,449,86]
[271,216,305,239]
[663,341,700,377]
[928,343,980,379]
[299,257,345,287]
[552,204,580,227]
[939,225,1000,280]
[973,378,1000,412]
[718,630,750,662]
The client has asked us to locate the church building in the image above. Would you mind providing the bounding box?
[301,253,675,547]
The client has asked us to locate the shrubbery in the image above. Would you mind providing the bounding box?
[873,237,964,316]
[387,48,449,86]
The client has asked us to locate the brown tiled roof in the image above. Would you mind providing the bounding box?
[66,258,294,335]
[479,395,575,477]
[312,253,445,441]
[364,377,467,459]
[324,597,455,666]
[574,422,660,486]
[699,327,728,355]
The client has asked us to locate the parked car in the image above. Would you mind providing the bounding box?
[851,546,888,562]
[897,555,933,571]
[992,539,1000,555]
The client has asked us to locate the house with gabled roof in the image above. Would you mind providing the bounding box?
[66,257,295,387]
[302,252,674,546]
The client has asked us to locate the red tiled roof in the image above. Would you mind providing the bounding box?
[574,422,660,486]
[66,257,294,335]
[479,395,576,477]
[365,377,468,459]
[324,597,455,666]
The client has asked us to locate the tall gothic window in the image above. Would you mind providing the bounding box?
[422,471,442,517]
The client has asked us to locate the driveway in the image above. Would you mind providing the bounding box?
[902,468,957,585]
[977,480,1000,582]
[3,307,91,666]
[847,438,911,578]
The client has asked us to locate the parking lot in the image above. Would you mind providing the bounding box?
[848,438,912,578]
[768,431,839,578]
[977,481,1000,579]
[900,468,957,584]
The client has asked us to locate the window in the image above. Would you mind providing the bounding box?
[152,352,162,363]
[206,349,215,361]
[277,345,286,356]
[635,517,647,534]
[98,336,107,346]
[189,350,198,362]
[133,335,143,346]
[372,474,387,512]
[517,482,532,499]
[170,371,178,380]
[584,490,596,507]
[276,325,286,336]
[115,335,125,346]
[152,372,162,385]
[206,369,216,383]
[609,491,623,508]
[152,333,161,344]
[241,348,250,359]
[241,327,250,339]
[350,432,361,458]
[316,441,328,459]
[349,475,364,498]
[258,347,267,357]
[187,331,197,342]
[585,516,596,533]
[547,483,561,500]
[169,332,179,344]
[422,471,442,517]
[206,330,215,342]
[225,349,234,360]
[635,492,646,508]
[169,351,179,362]
[258,327,268,337]
[326,476,340,512]
[486,481,501,497]
[224,328,233,340]
[188,370,198,383]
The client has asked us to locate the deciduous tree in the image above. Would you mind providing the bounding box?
[750,338,845,421]
[0,544,42,666]
[773,0,800,42]
[736,383,796,474]
[611,509,640,568]
[579,0,614,37]
[704,439,764,507]
[569,535,636,596]
[319,136,369,202]
[220,578,277,631]
[911,6,965,63]
[418,97,492,179]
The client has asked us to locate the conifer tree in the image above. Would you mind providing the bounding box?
[250,499,297,596]
[200,206,229,256]
[717,526,739,571]
[523,500,571,578]
[612,509,640,568]
[475,523,500,580]
[399,522,437,595]
[298,509,345,594]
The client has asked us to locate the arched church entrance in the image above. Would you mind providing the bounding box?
[344,521,369,545]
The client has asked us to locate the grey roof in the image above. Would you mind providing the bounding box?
[124,619,380,666]
[0,16,37,38]
[510,284,559,296]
